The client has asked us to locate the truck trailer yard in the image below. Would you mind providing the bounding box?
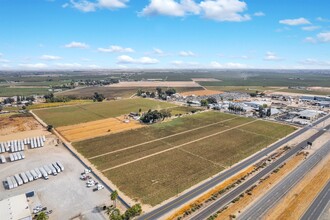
[0,133,112,220]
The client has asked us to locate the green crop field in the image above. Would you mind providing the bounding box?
[73,111,296,205]
[0,86,50,97]
[34,98,176,127]
[58,86,204,99]
[205,86,276,94]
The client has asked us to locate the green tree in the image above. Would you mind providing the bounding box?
[124,204,142,219]
[206,97,217,104]
[47,125,53,132]
[109,208,122,220]
[201,100,208,106]
[165,88,176,96]
[110,190,118,207]
[36,212,48,220]
[93,92,105,102]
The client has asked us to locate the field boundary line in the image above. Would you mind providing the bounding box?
[178,148,228,169]
[88,116,239,160]
[101,120,258,172]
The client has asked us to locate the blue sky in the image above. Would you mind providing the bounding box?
[0,0,330,70]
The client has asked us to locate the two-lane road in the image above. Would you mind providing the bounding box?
[139,115,330,220]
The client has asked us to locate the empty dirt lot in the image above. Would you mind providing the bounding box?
[108,81,201,87]
[0,114,42,136]
[73,112,296,206]
[180,90,224,96]
[57,116,144,142]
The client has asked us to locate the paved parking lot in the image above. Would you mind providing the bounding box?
[0,133,111,220]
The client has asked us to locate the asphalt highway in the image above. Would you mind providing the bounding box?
[238,140,330,220]
[301,180,330,220]
[138,114,330,220]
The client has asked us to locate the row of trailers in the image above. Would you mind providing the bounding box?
[0,135,46,153]
[6,161,64,190]
[0,151,25,164]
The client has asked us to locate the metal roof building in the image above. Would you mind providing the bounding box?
[0,194,32,220]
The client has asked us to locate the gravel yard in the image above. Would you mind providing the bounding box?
[0,133,112,220]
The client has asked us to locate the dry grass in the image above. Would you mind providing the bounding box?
[168,166,255,220]
[215,154,305,220]
[72,112,295,206]
[57,116,144,142]
[0,114,42,135]
[266,155,330,220]
[27,100,93,110]
[108,81,201,87]
[180,90,224,96]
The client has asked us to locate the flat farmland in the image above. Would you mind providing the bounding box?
[73,112,296,205]
[58,86,204,99]
[57,116,144,142]
[34,98,176,127]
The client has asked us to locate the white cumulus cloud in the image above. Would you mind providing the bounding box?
[64,41,89,49]
[317,32,330,42]
[305,32,330,43]
[279,17,311,26]
[299,58,330,67]
[97,45,134,53]
[301,26,320,31]
[210,61,248,68]
[171,60,199,67]
[264,52,282,61]
[199,0,250,22]
[179,50,196,57]
[254,11,265,17]
[141,0,200,17]
[141,0,251,22]
[65,0,128,12]
[117,55,159,64]
[40,55,62,60]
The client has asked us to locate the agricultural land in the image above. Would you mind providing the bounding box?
[33,98,176,127]
[72,111,296,206]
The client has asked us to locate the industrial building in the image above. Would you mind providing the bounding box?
[0,194,32,220]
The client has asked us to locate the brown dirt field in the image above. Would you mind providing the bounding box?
[0,115,42,136]
[108,81,201,87]
[266,154,330,220]
[167,166,255,220]
[57,116,144,142]
[180,90,224,96]
[215,154,305,220]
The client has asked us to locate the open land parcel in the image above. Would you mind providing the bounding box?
[72,111,296,206]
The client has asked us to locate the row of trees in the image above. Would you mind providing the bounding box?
[44,93,71,103]
[200,97,218,106]
[140,109,172,123]
[137,87,177,100]
[107,190,142,220]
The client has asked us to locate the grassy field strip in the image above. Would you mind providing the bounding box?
[76,104,108,119]
[101,120,258,172]
[88,116,239,160]
[178,148,228,169]
[235,128,278,140]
